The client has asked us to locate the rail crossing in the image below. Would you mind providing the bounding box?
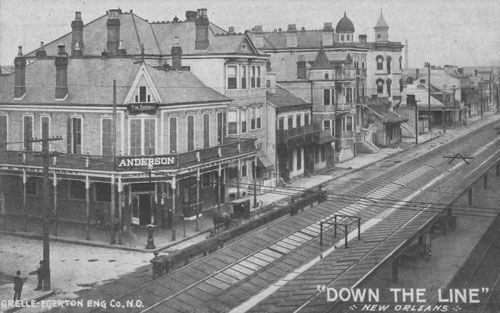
[98,122,500,313]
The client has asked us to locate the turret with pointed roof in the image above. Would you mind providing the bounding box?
[310,46,334,70]
[374,13,389,41]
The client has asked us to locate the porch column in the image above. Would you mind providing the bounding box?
[253,156,258,208]
[160,182,166,227]
[196,169,201,232]
[236,159,241,199]
[217,164,221,212]
[52,173,58,236]
[118,176,123,245]
[110,174,116,245]
[23,170,27,232]
[171,176,177,241]
[85,176,90,240]
[153,182,158,225]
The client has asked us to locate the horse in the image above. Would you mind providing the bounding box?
[211,211,231,234]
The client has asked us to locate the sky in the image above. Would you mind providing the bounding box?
[1,0,499,68]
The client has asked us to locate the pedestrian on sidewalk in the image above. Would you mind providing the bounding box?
[35,260,44,290]
[13,271,23,301]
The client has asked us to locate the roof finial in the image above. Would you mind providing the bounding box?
[344,11,346,17]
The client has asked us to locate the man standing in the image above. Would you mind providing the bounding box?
[13,271,23,301]
[35,260,44,290]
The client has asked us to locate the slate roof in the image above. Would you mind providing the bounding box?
[24,10,259,58]
[0,58,228,105]
[367,105,408,124]
[267,84,310,110]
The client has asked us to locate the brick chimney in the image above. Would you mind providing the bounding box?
[195,8,209,50]
[358,34,367,45]
[71,11,84,56]
[55,45,69,99]
[322,23,334,46]
[286,24,297,48]
[171,37,182,70]
[106,9,121,55]
[185,11,197,22]
[253,25,264,49]
[228,26,235,34]
[36,42,47,59]
[14,46,26,99]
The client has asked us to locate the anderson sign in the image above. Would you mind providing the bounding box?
[117,156,177,169]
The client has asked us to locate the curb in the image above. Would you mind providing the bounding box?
[0,228,210,254]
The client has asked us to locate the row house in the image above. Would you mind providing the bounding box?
[266,74,334,182]
[0,40,258,243]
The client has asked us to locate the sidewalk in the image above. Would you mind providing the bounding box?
[0,281,53,313]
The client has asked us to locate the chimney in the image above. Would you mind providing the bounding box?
[359,34,367,45]
[14,46,26,99]
[172,37,182,70]
[195,8,209,50]
[106,9,121,55]
[253,25,264,49]
[71,11,84,56]
[36,41,47,59]
[416,68,420,80]
[228,26,235,34]
[322,23,333,46]
[118,40,127,56]
[55,45,69,99]
[185,11,197,22]
[286,24,297,48]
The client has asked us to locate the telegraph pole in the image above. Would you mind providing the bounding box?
[31,121,62,291]
[452,85,456,126]
[480,85,484,118]
[496,84,499,113]
[111,80,117,245]
[425,62,431,131]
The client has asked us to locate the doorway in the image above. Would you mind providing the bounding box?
[131,193,154,226]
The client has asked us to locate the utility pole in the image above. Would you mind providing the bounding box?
[111,80,117,245]
[31,121,62,291]
[452,85,456,127]
[496,84,499,113]
[427,64,431,129]
[480,85,484,118]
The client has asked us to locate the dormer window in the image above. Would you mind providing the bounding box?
[134,86,152,103]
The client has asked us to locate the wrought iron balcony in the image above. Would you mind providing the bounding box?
[277,124,323,148]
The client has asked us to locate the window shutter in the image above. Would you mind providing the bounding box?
[67,118,72,154]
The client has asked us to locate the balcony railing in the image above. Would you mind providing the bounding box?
[0,138,257,172]
[277,124,322,147]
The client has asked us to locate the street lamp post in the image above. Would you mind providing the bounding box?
[452,85,456,126]
[425,62,431,131]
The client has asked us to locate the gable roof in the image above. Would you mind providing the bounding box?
[0,58,229,105]
[267,84,310,110]
[25,10,260,59]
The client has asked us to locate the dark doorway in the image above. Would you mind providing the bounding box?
[139,194,152,225]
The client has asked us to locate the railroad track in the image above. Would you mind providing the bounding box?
[97,121,500,313]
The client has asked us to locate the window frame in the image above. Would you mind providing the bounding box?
[68,180,86,200]
[169,116,177,154]
[101,118,113,156]
[187,115,195,151]
[240,110,247,133]
[0,114,7,151]
[22,114,34,152]
[228,110,239,135]
[227,65,238,90]
[129,118,157,156]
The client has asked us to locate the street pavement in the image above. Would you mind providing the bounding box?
[1,111,498,312]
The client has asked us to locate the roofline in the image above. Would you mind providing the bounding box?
[0,99,231,108]
[260,46,369,53]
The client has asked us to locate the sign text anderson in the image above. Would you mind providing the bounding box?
[117,156,177,169]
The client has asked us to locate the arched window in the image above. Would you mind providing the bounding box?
[376,79,384,94]
[386,79,392,97]
[386,56,392,74]
[376,56,384,70]
[347,34,350,41]
[341,34,344,41]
